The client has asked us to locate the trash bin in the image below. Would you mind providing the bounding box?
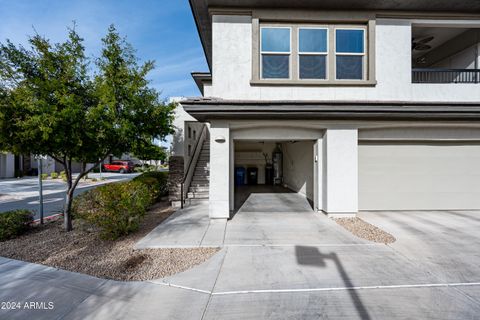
[247,167,258,185]
[265,165,273,185]
[235,167,246,186]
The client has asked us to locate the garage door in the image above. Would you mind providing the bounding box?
[359,141,480,210]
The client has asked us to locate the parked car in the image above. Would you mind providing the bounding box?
[102,160,135,173]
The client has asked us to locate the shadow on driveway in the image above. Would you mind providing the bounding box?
[295,245,371,320]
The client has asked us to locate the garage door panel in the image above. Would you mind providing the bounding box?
[359,142,480,210]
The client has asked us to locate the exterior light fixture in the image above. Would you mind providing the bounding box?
[215,136,226,143]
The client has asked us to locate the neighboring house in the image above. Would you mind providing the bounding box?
[0,152,15,178]
[171,0,480,221]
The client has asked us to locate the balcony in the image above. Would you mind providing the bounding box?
[412,68,480,84]
[412,26,479,84]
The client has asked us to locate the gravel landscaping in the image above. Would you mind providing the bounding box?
[0,201,219,281]
[334,217,396,244]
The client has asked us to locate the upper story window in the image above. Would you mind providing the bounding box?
[299,28,328,79]
[335,29,365,80]
[254,22,374,85]
[261,27,291,79]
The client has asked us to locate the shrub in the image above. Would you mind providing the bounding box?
[0,210,34,241]
[40,173,48,180]
[73,181,152,240]
[133,171,168,202]
[50,172,59,179]
[59,171,67,182]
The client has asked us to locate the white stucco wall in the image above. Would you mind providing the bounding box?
[171,101,196,157]
[283,141,314,200]
[322,129,358,216]
[209,122,231,219]
[210,15,480,102]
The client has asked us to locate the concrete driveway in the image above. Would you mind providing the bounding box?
[360,210,480,283]
[2,204,480,318]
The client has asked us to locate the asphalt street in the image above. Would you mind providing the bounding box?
[0,172,139,220]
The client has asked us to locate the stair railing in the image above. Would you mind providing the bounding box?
[181,124,208,208]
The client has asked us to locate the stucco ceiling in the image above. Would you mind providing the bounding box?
[190,0,480,70]
[411,27,469,59]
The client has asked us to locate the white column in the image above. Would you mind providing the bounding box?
[209,121,230,219]
[323,129,358,217]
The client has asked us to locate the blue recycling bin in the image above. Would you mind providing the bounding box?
[235,167,246,186]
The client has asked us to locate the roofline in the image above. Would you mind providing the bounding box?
[191,72,212,95]
[182,99,480,122]
[189,0,212,70]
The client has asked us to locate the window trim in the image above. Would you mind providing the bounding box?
[260,26,292,80]
[251,19,376,86]
[297,26,329,81]
[334,27,367,81]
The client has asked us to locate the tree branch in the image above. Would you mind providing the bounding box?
[71,151,111,192]
[49,154,65,166]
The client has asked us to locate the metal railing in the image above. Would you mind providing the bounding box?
[180,124,207,209]
[412,68,480,84]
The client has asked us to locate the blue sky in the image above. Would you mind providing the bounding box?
[0,0,208,98]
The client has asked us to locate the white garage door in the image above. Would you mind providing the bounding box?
[359,142,480,210]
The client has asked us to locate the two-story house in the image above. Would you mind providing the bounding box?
[170,0,480,223]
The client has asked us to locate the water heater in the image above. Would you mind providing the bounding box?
[272,143,283,185]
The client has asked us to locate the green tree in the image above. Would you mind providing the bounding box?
[0,25,175,231]
[134,142,167,168]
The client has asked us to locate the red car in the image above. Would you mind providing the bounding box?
[103,160,135,173]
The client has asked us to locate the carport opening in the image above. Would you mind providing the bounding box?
[234,140,315,214]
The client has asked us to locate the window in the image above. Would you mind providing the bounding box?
[188,127,192,139]
[193,130,197,140]
[253,21,373,85]
[261,27,291,79]
[335,29,365,80]
[298,28,328,79]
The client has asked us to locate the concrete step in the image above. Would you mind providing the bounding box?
[190,181,209,187]
[188,186,209,192]
[187,192,209,199]
[192,180,209,185]
[192,176,209,180]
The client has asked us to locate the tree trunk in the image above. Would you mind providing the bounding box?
[63,158,74,232]
[64,189,74,231]
[61,156,109,232]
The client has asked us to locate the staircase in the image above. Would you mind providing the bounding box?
[187,140,210,201]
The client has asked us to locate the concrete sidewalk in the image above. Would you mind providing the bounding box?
[2,209,480,319]
[2,243,480,319]
[135,202,227,248]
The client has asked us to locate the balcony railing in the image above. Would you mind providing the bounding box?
[412,68,480,84]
